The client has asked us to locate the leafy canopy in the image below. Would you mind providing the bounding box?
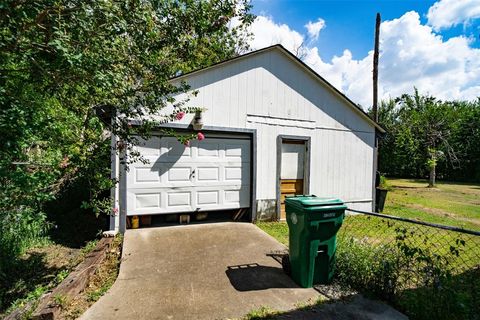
[0,0,253,290]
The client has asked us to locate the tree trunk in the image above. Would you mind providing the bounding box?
[429,163,436,187]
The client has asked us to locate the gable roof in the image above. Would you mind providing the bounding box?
[172,45,385,133]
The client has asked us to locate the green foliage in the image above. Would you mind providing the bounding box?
[3,261,70,316]
[52,293,68,308]
[0,209,50,276]
[376,90,480,182]
[378,175,390,190]
[80,239,99,256]
[256,216,480,320]
[0,0,253,286]
[336,224,478,320]
[5,283,49,317]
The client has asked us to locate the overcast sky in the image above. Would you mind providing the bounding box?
[243,0,480,108]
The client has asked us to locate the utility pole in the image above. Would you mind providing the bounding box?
[373,13,381,212]
[372,13,381,122]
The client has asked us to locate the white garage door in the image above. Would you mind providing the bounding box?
[126,136,251,215]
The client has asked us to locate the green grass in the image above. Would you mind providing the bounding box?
[255,179,480,320]
[242,306,280,320]
[384,178,480,231]
[255,222,289,245]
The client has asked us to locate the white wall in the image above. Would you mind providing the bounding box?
[149,47,376,217]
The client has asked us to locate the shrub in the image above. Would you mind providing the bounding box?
[335,226,478,320]
[0,208,49,308]
[336,238,403,300]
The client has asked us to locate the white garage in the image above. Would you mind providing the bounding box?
[126,136,251,215]
[110,45,384,232]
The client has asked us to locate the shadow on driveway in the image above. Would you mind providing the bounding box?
[226,263,298,291]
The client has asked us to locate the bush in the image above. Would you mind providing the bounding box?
[336,238,403,300]
[335,227,478,320]
[0,208,49,308]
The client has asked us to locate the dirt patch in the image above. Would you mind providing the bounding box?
[27,244,80,271]
[59,235,122,319]
[0,245,81,317]
[405,203,480,227]
[2,237,121,319]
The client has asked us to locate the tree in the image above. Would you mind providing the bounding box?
[394,90,457,187]
[447,99,480,181]
[0,0,253,284]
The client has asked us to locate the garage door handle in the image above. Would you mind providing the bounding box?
[190,169,196,179]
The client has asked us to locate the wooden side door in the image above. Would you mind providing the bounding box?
[279,140,306,220]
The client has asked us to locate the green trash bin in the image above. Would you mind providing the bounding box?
[285,195,346,288]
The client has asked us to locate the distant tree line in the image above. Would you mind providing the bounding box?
[376,90,480,184]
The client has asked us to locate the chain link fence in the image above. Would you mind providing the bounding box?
[336,209,480,320]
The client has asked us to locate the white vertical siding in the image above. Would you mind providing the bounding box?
[164,47,376,214]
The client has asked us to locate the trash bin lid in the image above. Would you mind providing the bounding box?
[285,196,344,207]
[285,196,346,219]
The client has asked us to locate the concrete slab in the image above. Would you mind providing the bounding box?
[80,222,319,320]
[274,294,408,320]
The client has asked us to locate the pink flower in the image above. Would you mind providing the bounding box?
[175,111,185,121]
[183,140,190,147]
[112,208,119,216]
[197,132,205,141]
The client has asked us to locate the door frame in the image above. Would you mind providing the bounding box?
[276,135,311,221]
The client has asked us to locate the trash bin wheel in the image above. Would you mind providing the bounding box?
[282,254,291,276]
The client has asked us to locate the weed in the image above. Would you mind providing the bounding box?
[53,294,68,308]
[81,240,99,256]
[242,306,279,319]
[55,270,69,284]
[294,296,326,309]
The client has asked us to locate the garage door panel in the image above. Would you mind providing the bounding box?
[167,192,192,207]
[225,143,250,159]
[127,166,160,188]
[197,167,220,181]
[159,137,192,162]
[127,190,162,215]
[197,142,221,157]
[224,190,240,203]
[225,167,242,181]
[126,136,251,215]
[224,166,250,183]
[224,188,250,206]
[135,193,161,209]
[197,191,219,205]
[134,167,160,182]
[167,167,192,182]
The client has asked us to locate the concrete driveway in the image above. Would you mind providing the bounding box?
[81,222,319,320]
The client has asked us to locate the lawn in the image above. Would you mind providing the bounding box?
[383,178,480,231]
[258,178,480,268]
[256,179,480,319]
[258,178,480,244]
